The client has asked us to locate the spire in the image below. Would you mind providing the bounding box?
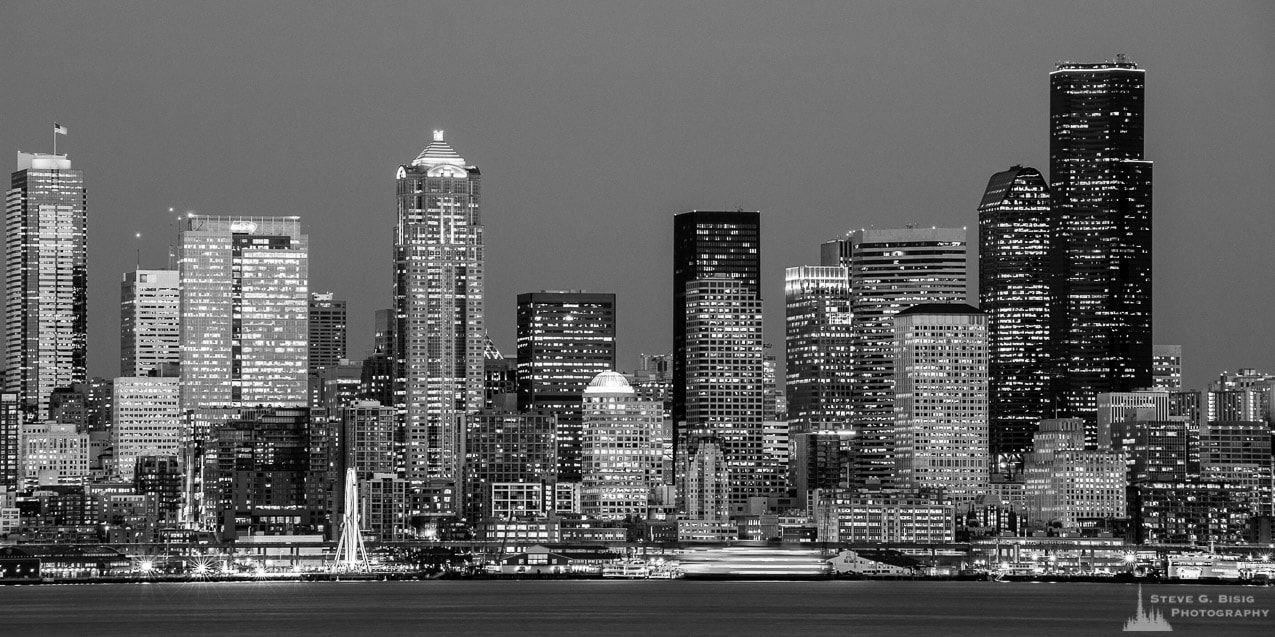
[411,130,467,167]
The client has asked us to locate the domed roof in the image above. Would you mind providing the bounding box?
[410,130,468,167]
[584,371,634,394]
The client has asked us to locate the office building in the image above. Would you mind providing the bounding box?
[308,292,347,373]
[977,166,1053,475]
[463,410,557,524]
[517,291,616,482]
[893,304,989,503]
[179,215,309,432]
[1022,418,1126,531]
[5,152,87,420]
[1049,56,1153,419]
[112,376,182,481]
[580,371,662,520]
[673,210,765,507]
[785,265,853,436]
[1152,345,1182,391]
[0,393,19,491]
[342,400,397,479]
[120,269,180,377]
[831,227,967,488]
[394,131,485,486]
[20,421,90,487]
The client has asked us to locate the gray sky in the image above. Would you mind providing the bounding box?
[2,1,1273,391]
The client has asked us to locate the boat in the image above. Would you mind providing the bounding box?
[602,561,650,579]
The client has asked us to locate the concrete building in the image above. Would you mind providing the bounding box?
[19,422,89,487]
[112,376,182,481]
[1152,345,1182,391]
[120,269,180,377]
[892,304,989,503]
[463,410,557,524]
[5,152,87,420]
[1023,418,1126,531]
[817,492,955,544]
[580,372,661,520]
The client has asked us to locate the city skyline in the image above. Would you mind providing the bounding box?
[2,3,1273,395]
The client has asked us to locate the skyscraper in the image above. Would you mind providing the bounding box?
[5,152,87,420]
[835,227,967,488]
[1049,55,1153,420]
[516,290,616,482]
[308,292,347,373]
[179,215,309,430]
[580,371,662,520]
[112,376,181,481]
[978,166,1053,476]
[893,304,989,503]
[784,264,853,436]
[394,131,484,485]
[672,210,761,505]
[120,269,180,377]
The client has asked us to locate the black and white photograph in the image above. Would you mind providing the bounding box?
[1,1,1274,635]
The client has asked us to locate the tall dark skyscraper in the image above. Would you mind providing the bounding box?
[308,291,348,373]
[1049,56,1153,421]
[672,210,763,506]
[979,166,1053,476]
[516,290,617,482]
[394,131,485,486]
[5,152,87,420]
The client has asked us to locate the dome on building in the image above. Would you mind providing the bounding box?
[584,370,634,394]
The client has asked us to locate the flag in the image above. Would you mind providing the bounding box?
[54,123,67,136]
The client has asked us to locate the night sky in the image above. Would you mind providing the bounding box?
[2,1,1272,391]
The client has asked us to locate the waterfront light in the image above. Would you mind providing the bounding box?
[139,560,154,573]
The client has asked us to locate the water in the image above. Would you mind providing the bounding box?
[1,580,1272,635]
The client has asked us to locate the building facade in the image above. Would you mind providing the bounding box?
[112,376,182,482]
[892,304,989,503]
[784,265,853,436]
[580,371,662,520]
[977,166,1053,476]
[308,292,347,373]
[394,131,485,486]
[832,227,968,488]
[120,269,180,377]
[1049,56,1153,420]
[179,215,309,429]
[516,291,616,482]
[5,153,87,420]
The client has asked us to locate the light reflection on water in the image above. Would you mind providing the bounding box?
[1,580,1273,636]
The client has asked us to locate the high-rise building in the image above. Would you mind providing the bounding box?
[784,265,853,437]
[580,371,662,520]
[1022,418,1126,531]
[5,152,87,419]
[463,410,557,523]
[672,210,763,508]
[341,400,397,479]
[179,215,309,431]
[308,292,347,373]
[394,131,484,486]
[1049,55,1153,420]
[0,393,19,491]
[831,227,968,488]
[893,304,989,503]
[120,269,180,377]
[978,166,1053,476]
[112,376,182,481]
[516,291,616,482]
[684,277,765,506]
[1151,345,1182,391]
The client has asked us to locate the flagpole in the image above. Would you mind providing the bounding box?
[53,124,56,155]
